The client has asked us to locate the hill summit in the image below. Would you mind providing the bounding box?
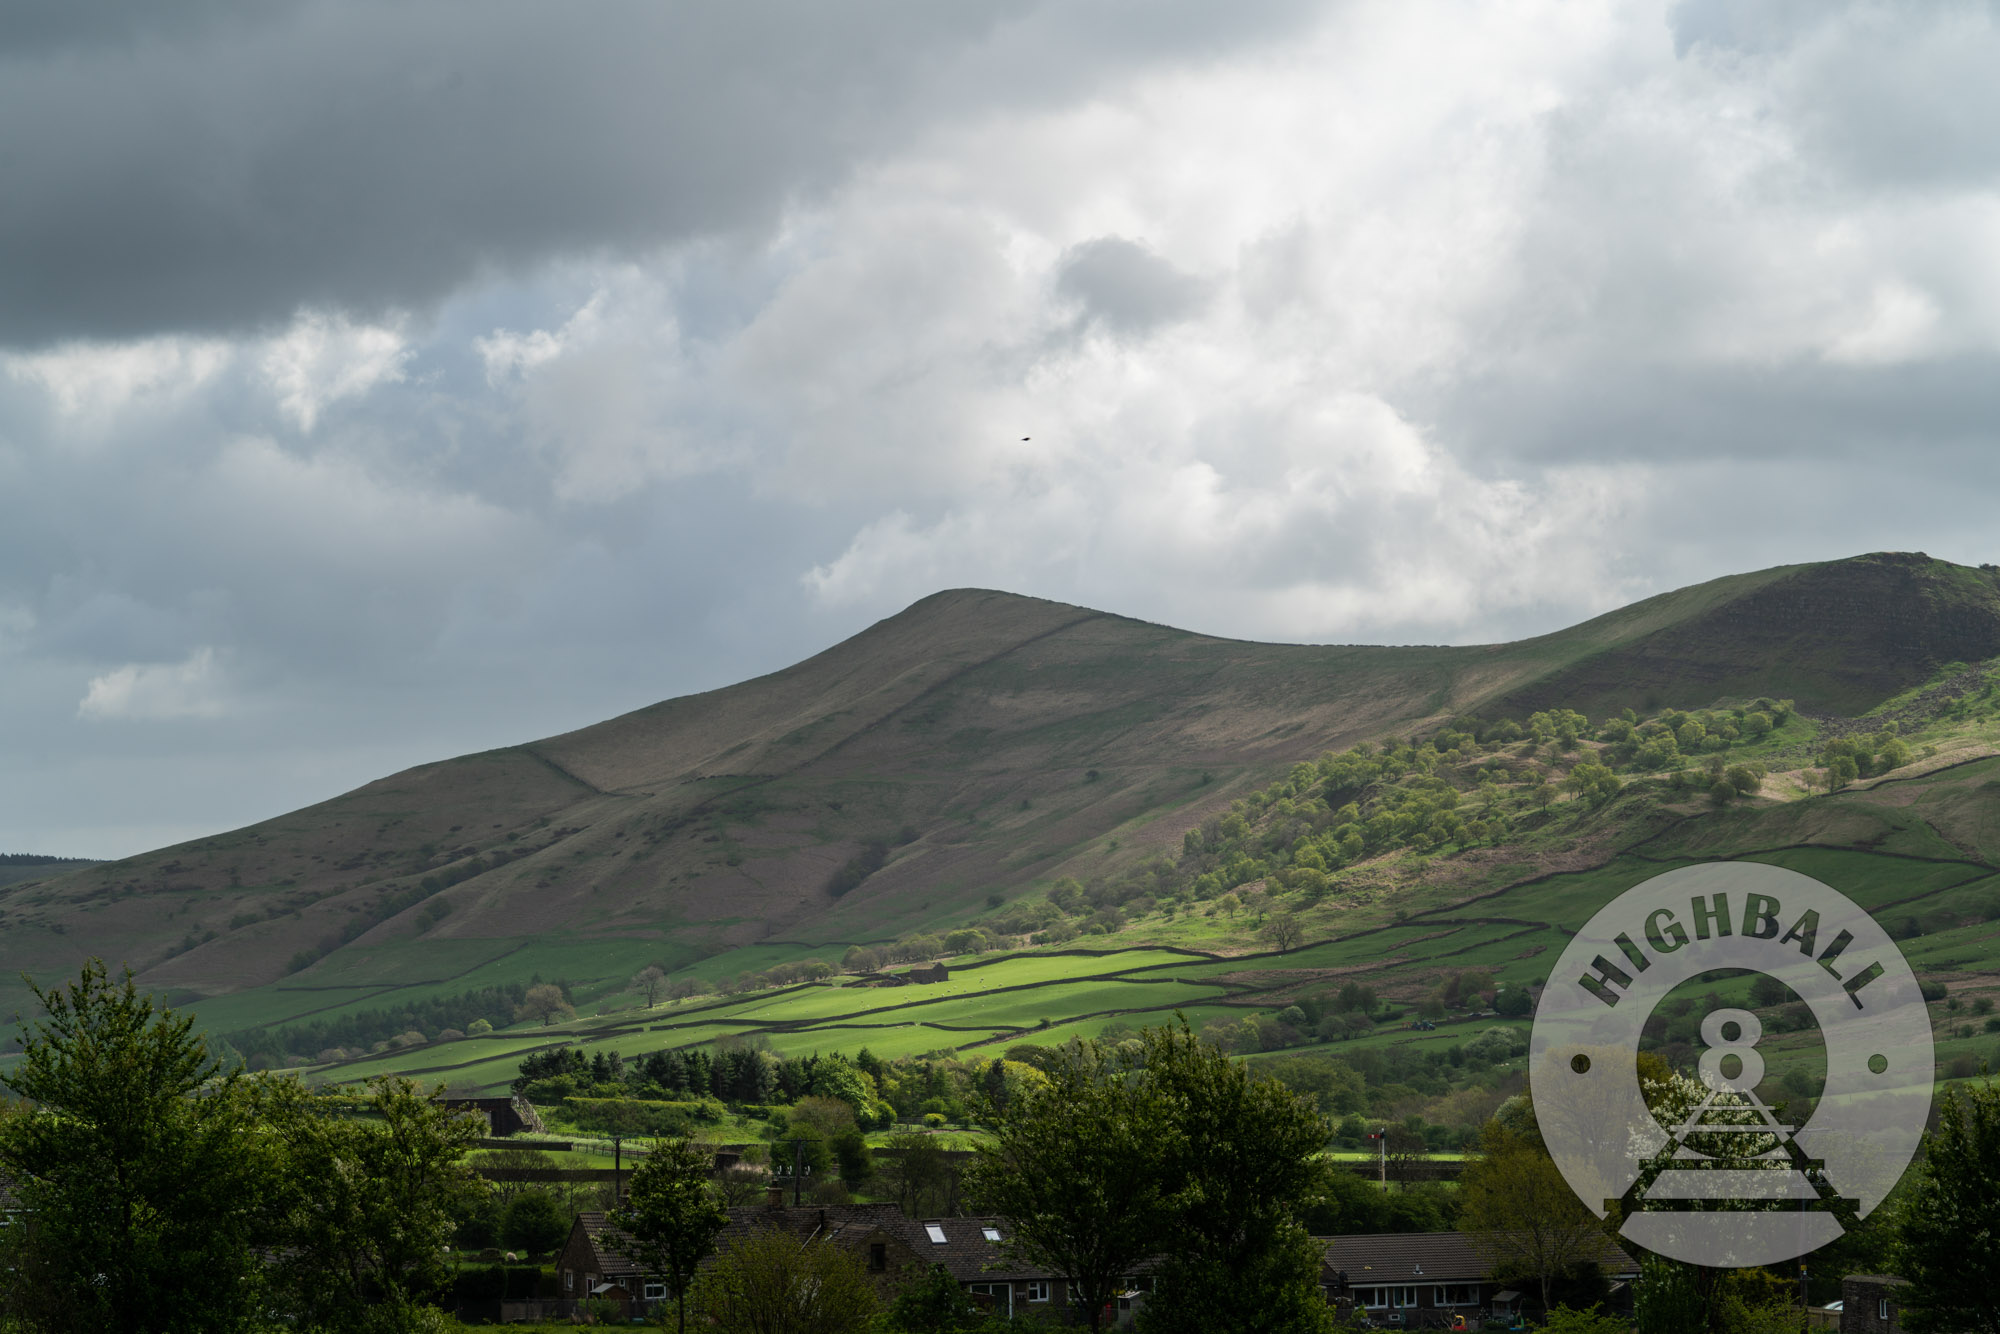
[4,551,1995,1015]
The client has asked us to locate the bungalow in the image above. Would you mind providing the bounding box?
[557,1188,928,1309]
[1318,1232,1640,1327]
[557,1198,1145,1326]
[878,1215,1073,1320]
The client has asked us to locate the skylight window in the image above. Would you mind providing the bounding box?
[925,1224,947,1244]
[982,1227,1001,1242]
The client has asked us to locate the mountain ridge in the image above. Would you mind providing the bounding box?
[6,551,1996,1025]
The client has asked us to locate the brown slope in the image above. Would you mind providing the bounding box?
[1493,552,2000,719]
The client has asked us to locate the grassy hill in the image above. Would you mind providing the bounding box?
[265,653,2000,1152]
[3,550,1998,1069]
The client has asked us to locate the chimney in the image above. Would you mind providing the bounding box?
[766,1182,785,1210]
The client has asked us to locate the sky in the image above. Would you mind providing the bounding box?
[6,0,2000,858]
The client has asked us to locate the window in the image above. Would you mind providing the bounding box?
[925,1223,948,1244]
[969,1283,1013,1316]
[1354,1287,1385,1309]
[563,1271,575,1292]
[1434,1284,1477,1307]
[982,1227,1002,1242]
[1027,1282,1050,1304]
[642,1282,666,1301]
[869,1244,886,1273]
[1879,1298,1890,1319]
[1392,1286,1419,1308]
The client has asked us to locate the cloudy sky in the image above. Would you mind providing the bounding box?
[6,0,2000,858]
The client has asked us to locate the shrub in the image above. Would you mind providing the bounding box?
[500,1191,570,1257]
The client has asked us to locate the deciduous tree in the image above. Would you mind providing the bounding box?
[963,1039,1171,1333]
[1135,1020,1333,1334]
[693,1227,878,1334]
[1264,912,1304,953]
[517,982,574,1026]
[1458,1121,1610,1318]
[633,965,669,1008]
[607,1137,730,1334]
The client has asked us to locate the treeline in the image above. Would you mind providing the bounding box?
[514,1044,878,1117]
[516,1040,1054,1128]
[223,981,540,1067]
[970,698,1819,940]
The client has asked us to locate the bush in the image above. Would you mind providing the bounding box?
[500,1190,570,1257]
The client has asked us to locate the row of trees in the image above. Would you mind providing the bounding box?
[515,1035,1082,1129]
[223,980,537,1066]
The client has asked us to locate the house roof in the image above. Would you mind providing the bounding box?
[1318,1231,1640,1284]
[880,1215,1050,1283]
[574,1203,915,1280]
[574,1206,1064,1287]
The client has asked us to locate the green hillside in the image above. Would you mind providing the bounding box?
[3,551,1997,1074]
[206,616,2000,1134]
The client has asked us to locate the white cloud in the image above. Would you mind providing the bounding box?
[3,335,232,418]
[476,292,603,386]
[77,646,232,721]
[475,280,740,502]
[259,311,410,432]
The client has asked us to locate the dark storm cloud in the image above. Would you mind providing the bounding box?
[0,0,1319,347]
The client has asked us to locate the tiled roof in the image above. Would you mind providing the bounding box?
[577,1203,914,1280]
[1319,1231,1639,1284]
[576,1206,1063,1286]
[879,1214,1050,1283]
